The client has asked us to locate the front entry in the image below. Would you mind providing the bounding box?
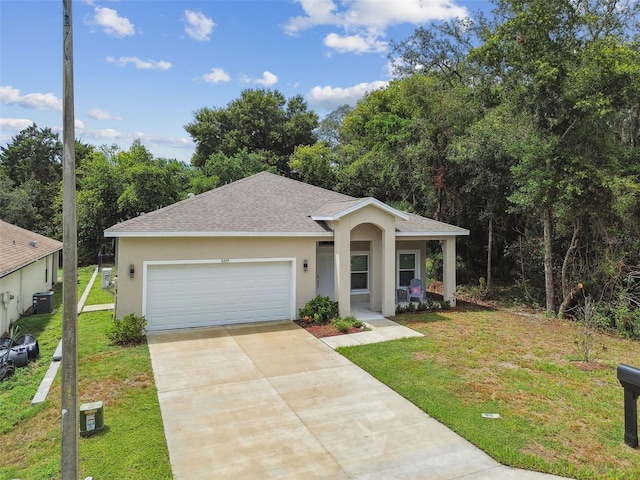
[316,247,334,300]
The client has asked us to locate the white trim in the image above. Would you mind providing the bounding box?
[350,251,370,294]
[105,231,334,238]
[141,257,296,321]
[311,197,409,221]
[396,230,470,237]
[397,250,420,288]
[106,229,469,239]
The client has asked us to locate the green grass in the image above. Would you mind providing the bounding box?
[0,267,172,479]
[338,306,640,480]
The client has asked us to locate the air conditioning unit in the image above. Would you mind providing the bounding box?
[101,268,113,289]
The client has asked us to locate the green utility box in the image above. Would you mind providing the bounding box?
[80,401,104,437]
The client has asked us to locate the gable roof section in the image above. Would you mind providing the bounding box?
[0,220,63,278]
[311,198,409,221]
[104,171,469,238]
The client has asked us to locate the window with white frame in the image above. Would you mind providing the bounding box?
[397,250,420,287]
[351,253,369,292]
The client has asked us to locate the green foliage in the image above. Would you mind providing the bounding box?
[298,296,339,325]
[331,316,364,333]
[204,148,274,185]
[185,88,318,174]
[106,314,147,345]
[289,142,337,189]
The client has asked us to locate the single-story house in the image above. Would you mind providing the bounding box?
[104,171,469,331]
[0,220,62,335]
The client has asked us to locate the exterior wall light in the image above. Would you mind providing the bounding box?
[129,264,135,278]
[303,260,308,272]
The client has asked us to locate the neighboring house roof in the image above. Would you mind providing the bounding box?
[104,171,469,237]
[0,220,63,278]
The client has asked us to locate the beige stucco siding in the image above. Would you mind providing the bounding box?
[0,252,58,335]
[113,236,321,320]
[328,205,398,317]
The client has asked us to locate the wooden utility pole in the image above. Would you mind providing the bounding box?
[61,0,78,478]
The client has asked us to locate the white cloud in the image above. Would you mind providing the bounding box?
[287,0,468,32]
[286,0,468,54]
[307,80,388,110]
[72,124,193,151]
[324,32,387,54]
[0,118,35,131]
[201,68,230,83]
[255,71,278,86]
[184,10,215,41]
[75,119,85,129]
[90,7,135,37]
[0,86,63,111]
[106,56,172,70]
[87,108,122,121]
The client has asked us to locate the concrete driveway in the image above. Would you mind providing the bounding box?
[148,322,568,479]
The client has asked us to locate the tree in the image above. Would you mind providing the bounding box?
[0,172,39,229]
[470,0,640,316]
[289,142,337,189]
[75,141,191,263]
[337,74,481,224]
[315,104,353,147]
[203,148,274,186]
[185,89,318,175]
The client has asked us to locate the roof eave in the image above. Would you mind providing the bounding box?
[396,229,470,237]
[104,231,335,238]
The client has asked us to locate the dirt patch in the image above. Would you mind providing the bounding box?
[570,361,611,371]
[294,320,365,338]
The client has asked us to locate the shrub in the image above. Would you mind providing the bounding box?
[298,296,339,325]
[331,316,364,333]
[106,313,147,345]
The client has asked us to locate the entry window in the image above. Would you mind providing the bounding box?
[398,251,419,287]
[351,253,369,292]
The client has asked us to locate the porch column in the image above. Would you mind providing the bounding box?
[381,227,395,317]
[442,237,457,306]
[333,221,351,318]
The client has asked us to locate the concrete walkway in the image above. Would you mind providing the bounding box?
[148,322,570,479]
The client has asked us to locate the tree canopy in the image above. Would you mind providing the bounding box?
[184,88,318,175]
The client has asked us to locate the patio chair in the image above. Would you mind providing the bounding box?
[408,278,425,303]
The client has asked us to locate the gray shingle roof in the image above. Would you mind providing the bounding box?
[0,220,63,277]
[104,171,469,237]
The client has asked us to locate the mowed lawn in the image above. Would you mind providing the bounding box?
[0,267,172,480]
[339,304,640,480]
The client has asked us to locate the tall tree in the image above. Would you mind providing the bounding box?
[184,89,318,175]
[470,0,640,315]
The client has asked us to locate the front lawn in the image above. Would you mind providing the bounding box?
[0,267,172,479]
[338,304,640,480]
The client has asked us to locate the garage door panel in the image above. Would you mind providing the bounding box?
[145,261,292,330]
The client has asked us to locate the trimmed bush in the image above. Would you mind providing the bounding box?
[106,313,147,345]
[298,296,339,325]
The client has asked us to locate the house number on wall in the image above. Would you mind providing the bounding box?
[220,258,230,263]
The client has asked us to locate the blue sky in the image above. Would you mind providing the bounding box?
[1,0,492,163]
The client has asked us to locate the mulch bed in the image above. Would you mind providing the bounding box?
[294,320,365,338]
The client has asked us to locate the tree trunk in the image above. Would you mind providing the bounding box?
[558,218,581,317]
[486,215,493,293]
[543,207,556,316]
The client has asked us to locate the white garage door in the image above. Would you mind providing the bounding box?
[144,261,294,331]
